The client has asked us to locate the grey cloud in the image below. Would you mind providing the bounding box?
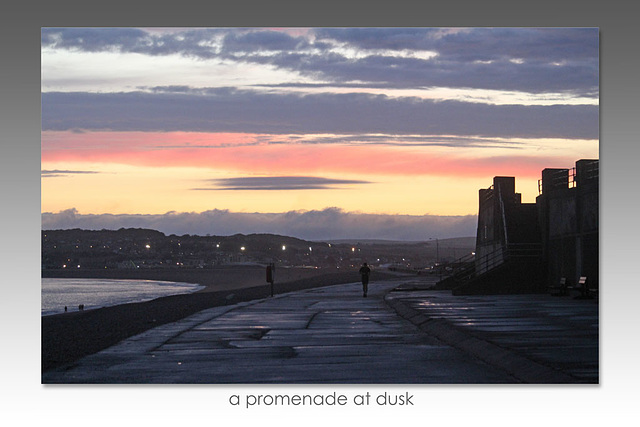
[234,28,598,94]
[150,133,522,150]
[41,208,477,241]
[252,50,597,95]
[146,85,192,93]
[197,176,372,191]
[437,28,599,63]
[42,27,599,95]
[42,27,226,58]
[42,28,306,57]
[221,30,308,53]
[314,27,438,51]
[294,134,525,149]
[42,28,150,52]
[41,90,599,140]
[41,169,99,178]
[314,28,599,62]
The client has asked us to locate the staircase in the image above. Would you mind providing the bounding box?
[435,243,544,295]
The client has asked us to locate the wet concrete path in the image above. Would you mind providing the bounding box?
[43,279,519,384]
[386,279,599,383]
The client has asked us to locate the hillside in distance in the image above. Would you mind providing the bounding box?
[42,228,475,271]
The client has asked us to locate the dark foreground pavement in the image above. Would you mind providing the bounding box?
[42,276,598,384]
[387,277,598,384]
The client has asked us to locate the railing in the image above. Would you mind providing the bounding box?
[466,242,542,283]
[449,251,476,282]
[578,161,599,183]
[479,184,494,205]
[538,168,576,195]
[497,185,509,247]
[475,246,506,275]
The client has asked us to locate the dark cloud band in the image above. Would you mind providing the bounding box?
[197,176,372,191]
[41,169,99,178]
[41,90,598,140]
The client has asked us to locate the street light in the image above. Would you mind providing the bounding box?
[430,238,441,280]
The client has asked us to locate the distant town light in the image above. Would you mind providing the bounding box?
[240,246,246,251]
[352,247,355,252]
[145,244,151,249]
[282,245,286,251]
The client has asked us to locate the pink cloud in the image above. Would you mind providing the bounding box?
[41,131,574,179]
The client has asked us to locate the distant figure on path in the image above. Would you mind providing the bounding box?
[359,263,371,297]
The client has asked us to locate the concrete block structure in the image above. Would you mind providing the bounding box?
[536,159,599,291]
[450,159,598,295]
[452,177,544,295]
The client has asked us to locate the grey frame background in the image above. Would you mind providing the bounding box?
[2,0,638,424]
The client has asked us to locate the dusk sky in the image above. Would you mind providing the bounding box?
[41,27,599,240]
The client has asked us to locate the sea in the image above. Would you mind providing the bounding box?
[41,278,205,316]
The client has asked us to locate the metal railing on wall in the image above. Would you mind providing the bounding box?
[537,168,576,195]
[479,184,494,205]
[455,242,542,285]
[449,251,477,282]
[578,161,599,183]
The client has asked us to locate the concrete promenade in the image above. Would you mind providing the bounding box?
[42,276,598,384]
[387,278,598,383]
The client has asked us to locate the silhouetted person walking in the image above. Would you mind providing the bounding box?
[359,263,371,297]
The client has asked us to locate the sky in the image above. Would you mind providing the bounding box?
[41,27,599,240]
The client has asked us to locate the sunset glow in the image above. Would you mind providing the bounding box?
[41,28,599,239]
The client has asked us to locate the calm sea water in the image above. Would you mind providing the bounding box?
[42,278,205,316]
